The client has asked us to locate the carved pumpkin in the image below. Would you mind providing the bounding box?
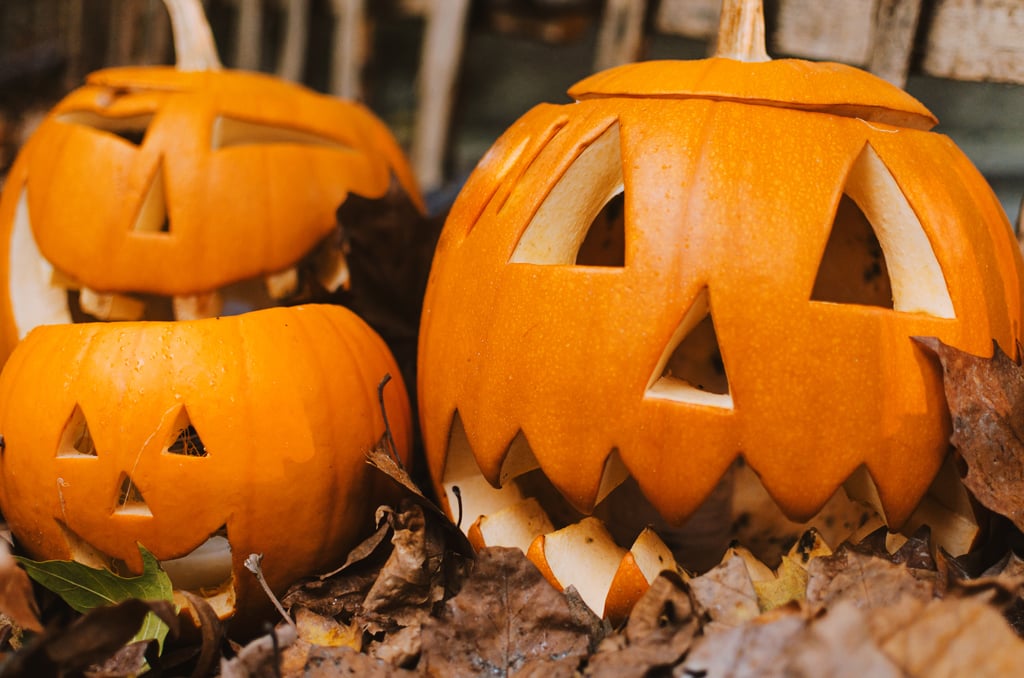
[417,0,1024,617]
[0,0,422,362]
[0,304,412,632]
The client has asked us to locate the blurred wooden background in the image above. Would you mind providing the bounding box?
[2,0,1024,223]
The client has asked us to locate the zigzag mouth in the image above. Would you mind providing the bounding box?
[441,412,979,617]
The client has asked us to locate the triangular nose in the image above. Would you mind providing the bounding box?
[114,472,153,517]
[646,287,732,409]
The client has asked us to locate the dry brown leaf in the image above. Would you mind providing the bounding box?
[878,595,1024,675]
[282,644,417,678]
[915,337,1024,529]
[293,607,361,650]
[3,599,177,677]
[0,537,41,633]
[679,610,807,677]
[805,547,936,614]
[688,551,761,627]
[419,547,596,677]
[359,503,448,634]
[584,572,698,677]
[785,600,905,678]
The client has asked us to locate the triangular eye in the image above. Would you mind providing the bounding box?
[645,288,732,409]
[114,473,153,516]
[211,116,349,150]
[164,407,207,457]
[57,111,153,146]
[132,164,171,235]
[510,122,626,267]
[811,194,892,308]
[811,143,954,318]
[58,404,98,457]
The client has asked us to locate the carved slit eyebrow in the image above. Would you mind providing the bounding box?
[56,111,154,146]
[210,116,351,150]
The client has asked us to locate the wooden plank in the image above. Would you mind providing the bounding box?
[654,0,721,40]
[275,0,309,82]
[593,0,647,71]
[411,0,470,191]
[328,0,367,100]
[866,0,923,87]
[773,0,875,65]
[922,0,1024,84]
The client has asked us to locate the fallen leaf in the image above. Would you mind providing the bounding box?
[0,536,41,633]
[785,600,904,678]
[915,337,1024,529]
[334,178,443,399]
[84,640,150,677]
[1,599,177,676]
[679,610,807,677]
[220,624,297,678]
[584,572,698,677]
[16,544,174,651]
[805,546,936,615]
[283,643,418,678]
[367,624,422,668]
[176,589,224,678]
[294,606,361,650]
[358,503,448,633]
[419,547,595,677]
[878,595,1024,675]
[688,551,760,627]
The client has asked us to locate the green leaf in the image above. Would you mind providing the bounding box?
[15,544,175,651]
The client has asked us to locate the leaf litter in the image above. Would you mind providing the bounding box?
[5,338,1024,674]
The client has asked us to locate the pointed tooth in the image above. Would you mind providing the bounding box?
[173,291,222,320]
[313,241,350,293]
[265,267,299,300]
[442,414,525,533]
[527,517,627,617]
[79,288,145,320]
[594,449,629,507]
[498,431,541,487]
[467,497,553,554]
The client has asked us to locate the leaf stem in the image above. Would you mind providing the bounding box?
[244,554,295,628]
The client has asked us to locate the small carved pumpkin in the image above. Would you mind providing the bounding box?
[417,0,1024,617]
[0,304,411,632]
[0,0,421,361]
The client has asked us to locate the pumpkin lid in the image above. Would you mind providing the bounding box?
[568,58,938,131]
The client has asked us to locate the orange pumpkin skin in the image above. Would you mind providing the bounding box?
[0,64,423,359]
[0,304,411,630]
[418,58,1024,530]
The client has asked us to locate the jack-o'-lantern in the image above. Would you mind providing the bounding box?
[0,0,422,363]
[417,0,1024,618]
[0,304,412,634]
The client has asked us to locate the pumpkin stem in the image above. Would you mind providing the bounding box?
[714,0,770,62]
[163,0,223,71]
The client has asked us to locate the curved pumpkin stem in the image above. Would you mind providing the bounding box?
[715,0,770,62]
[163,0,223,71]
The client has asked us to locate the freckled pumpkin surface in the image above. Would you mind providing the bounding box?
[417,56,1024,530]
[0,304,411,629]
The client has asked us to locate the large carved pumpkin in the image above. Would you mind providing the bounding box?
[417,0,1024,617]
[0,0,421,362]
[0,304,412,633]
